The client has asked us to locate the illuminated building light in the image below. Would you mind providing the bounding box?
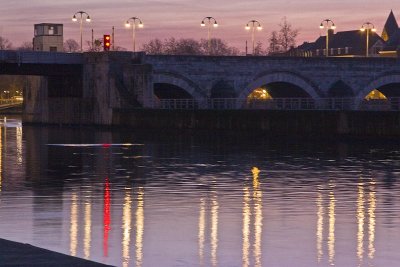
[365,89,387,100]
[247,88,273,102]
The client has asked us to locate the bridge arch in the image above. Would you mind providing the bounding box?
[238,71,320,105]
[355,73,400,108]
[153,72,206,100]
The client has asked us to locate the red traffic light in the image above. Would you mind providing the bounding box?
[103,34,111,51]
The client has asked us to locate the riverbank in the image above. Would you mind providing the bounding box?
[0,238,114,267]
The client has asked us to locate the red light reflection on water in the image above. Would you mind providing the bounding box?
[104,177,111,257]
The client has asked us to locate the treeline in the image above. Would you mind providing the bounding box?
[142,37,240,56]
[142,17,299,56]
[0,17,298,55]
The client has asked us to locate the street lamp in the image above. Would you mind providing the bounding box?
[360,22,377,57]
[245,20,262,55]
[72,11,91,52]
[319,19,336,57]
[125,17,144,52]
[201,16,218,55]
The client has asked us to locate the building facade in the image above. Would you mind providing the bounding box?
[33,23,63,52]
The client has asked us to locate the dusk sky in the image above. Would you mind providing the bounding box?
[0,1,397,51]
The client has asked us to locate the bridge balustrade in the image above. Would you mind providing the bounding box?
[155,97,400,111]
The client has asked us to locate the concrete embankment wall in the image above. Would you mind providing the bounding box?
[113,109,400,137]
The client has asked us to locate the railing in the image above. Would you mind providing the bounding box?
[0,99,22,105]
[156,97,400,111]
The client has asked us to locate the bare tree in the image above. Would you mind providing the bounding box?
[64,39,79,52]
[268,31,280,54]
[113,46,127,51]
[142,38,164,54]
[200,38,239,56]
[86,39,102,52]
[17,42,33,51]
[0,36,13,50]
[254,41,266,56]
[278,17,299,52]
[142,37,239,56]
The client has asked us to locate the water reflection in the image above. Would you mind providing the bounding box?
[316,187,324,263]
[243,167,263,267]
[197,190,219,267]
[70,192,78,257]
[198,198,206,266]
[328,183,336,266]
[122,189,132,267]
[315,182,336,265]
[357,181,365,264]
[84,196,92,260]
[211,195,219,267]
[0,120,399,267]
[135,187,144,267]
[368,181,376,260]
[16,126,22,164]
[357,179,377,266]
[103,177,111,257]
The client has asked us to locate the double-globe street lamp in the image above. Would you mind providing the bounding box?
[201,17,218,55]
[319,19,336,57]
[72,11,91,52]
[125,17,144,52]
[360,22,377,57]
[245,20,262,56]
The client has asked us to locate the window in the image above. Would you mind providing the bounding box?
[345,47,349,54]
[338,48,341,55]
[49,46,57,52]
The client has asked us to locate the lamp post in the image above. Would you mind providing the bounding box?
[245,20,262,55]
[319,19,336,57]
[125,17,143,52]
[201,17,218,55]
[360,22,377,57]
[72,11,91,52]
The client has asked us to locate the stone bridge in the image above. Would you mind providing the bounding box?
[144,54,400,107]
[1,50,400,125]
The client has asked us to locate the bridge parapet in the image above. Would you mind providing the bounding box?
[0,50,83,64]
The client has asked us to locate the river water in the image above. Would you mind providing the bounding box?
[0,116,399,267]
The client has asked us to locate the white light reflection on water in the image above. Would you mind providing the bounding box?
[243,167,263,267]
[368,180,376,260]
[70,192,78,257]
[328,183,336,266]
[198,198,206,266]
[357,181,365,265]
[122,189,132,267]
[135,187,144,267]
[16,127,22,164]
[84,196,92,260]
[316,186,324,263]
